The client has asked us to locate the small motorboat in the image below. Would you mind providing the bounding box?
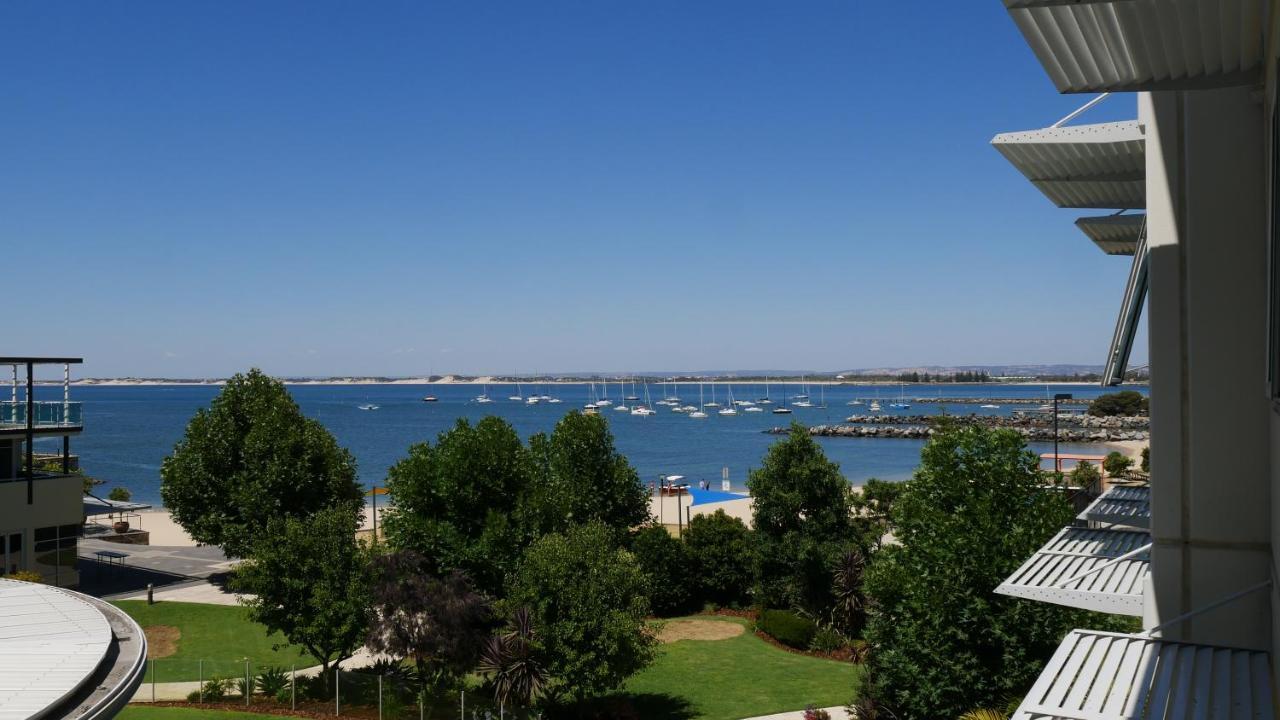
[771,407,792,415]
[358,403,380,411]
[689,410,709,419]
[744,406,763,413]
[422,396,438,402]
[980,404,1001,409]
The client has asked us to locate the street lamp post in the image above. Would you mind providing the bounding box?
[1053,393,1073,475]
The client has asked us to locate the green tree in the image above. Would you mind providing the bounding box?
[382,417,531,595]
[685,509,754,608]
[160,369,362,558]
[859,424,1107,719]
[850,478,904,552]
[232,507,371,676]
[630,524,696,617]
[523,412,650,540]
[1070,460,1102,488]
[1087,390,1149,417]
[107,486,132,502]
[1103,451,1133,477]
[1140,446,1150,473]
[507,522,655,702]
[748,423,858,614]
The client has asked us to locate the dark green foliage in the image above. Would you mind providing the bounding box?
[1103,451,1133,477]
[860,424,1115,719]
[507,522,655,701]
[160,368,362,558]
[808,624,849,653]
[685,509,754,608]
[1141,446,1150,472]
[851,479,903,551]
[382,416,531,595]
[757,609,817,650]
[256,666,290,698]
[1071,460,1102,488]
[748,424,858,615]
[479,606,548,709]
[235,675,256,698]
[829,547,867,638]
[107,486,131,502]
[231,507,372,674]
[1087,390,1148,417]
[365,551,494,696]
[523,412,651,541]
[631,524,697,617]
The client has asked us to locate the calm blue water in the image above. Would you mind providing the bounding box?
[42,382,1139,506]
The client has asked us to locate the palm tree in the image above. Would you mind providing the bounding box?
[479,607,547,710]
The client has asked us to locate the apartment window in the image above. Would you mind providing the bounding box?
[0,532,22,575]
[33,524,79,584]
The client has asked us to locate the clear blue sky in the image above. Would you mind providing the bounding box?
[3,1,1146,378]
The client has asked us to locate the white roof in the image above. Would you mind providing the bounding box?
[1079,484,1150,528]
[991,121,1145,209]
[1013,629,1273,719]
[1002,0,1266,94]
[0,580,113,720]
[995,526,1149,616]
[1075,214,1144,255]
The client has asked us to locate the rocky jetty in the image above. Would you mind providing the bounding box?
[907,396,1091,406]
[767,413,1149,443]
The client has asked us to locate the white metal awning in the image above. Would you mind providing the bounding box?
[1079,485,1150,528]
[1076,214,1143,255]
[1002,0,1266,94]
[996,526,1149,616]
[991,121,1145,209]
[1012,630,1273,719]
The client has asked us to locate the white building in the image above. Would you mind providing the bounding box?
[1,358,87,588]
[992,0,1279,714]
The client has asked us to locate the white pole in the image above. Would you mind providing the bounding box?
[63,363,69,424]
[291,665,296,711]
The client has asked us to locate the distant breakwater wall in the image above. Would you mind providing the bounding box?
[768,414,1149,443]
[906,397,1091,405]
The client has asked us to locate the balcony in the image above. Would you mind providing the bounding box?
[0,401,83,434]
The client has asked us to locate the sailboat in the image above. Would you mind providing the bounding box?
[596,378,612,406]
[614,379,630,412]
[718,385,738,415]
[584,381,599,410]
[624,378,640,402]
[758,376,774,405]
[631,382,656,415]
[794,375,810,400]
[703,381,721,408]
[690,384,709,418]
[889,383,911,410]
[358,399,379,411]
[664,381,681,403]
[474,384,493,403]
[772,385,792,414]
[508,380,523,402]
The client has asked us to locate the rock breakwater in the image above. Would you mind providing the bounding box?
[767,413,1149,443]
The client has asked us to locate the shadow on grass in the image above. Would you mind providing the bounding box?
[550,692,697,720]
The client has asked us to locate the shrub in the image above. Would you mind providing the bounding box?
[1102,452,1133,477]
[186,689,202,703]
[1140,446,1150,473]
[7,570,43,583]
[685,510,754,608]
[804,707,832,720]
[256,666,290,698]
[274,684,293,704]
[758,609,817,650]
[1070,461,1102,488]
[200,677,230,702]
[236,675,256,697]
[808,624,849,653]
[107,486,132,502]
[630,524,696,616]
[1087,390,1148,417]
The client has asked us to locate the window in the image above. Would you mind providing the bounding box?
[0,532,21,575]
[1271,70,1280,398]
[33,524,78,585]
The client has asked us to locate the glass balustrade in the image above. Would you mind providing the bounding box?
[0,401,83,428]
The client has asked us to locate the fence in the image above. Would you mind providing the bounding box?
[138,659,541,720]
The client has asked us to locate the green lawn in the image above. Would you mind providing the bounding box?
[113,600,320,682]
[610,615,861,720]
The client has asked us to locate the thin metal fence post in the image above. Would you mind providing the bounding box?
[419,691,424,720]
[199,659,203,703]
[245,659,251,707]
[335,667,340,717]
[378,675,383,720]
[292,665,296,711]
[151,659,156,702]
[460,690,464,720]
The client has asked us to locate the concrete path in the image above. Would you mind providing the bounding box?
[128,648,384,702]
[114,578,246,605]
[740,707,850,720]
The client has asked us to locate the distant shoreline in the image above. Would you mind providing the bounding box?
[60,378,1142,388]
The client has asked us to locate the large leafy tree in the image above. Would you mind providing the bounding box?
[382,417,531,595]
[232,507,371,676]
[684,509,754,608]
[366,551,494,697]
[507,522,655,702]
[522,412,650,540]
[160,369,362,558]
[630,524,697,617]
[748,423,859,614]
[859,423,1121,719]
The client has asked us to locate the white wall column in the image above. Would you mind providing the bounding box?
[1143,86,1271,650]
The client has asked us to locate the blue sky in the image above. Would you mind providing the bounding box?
[3,1,1145,378]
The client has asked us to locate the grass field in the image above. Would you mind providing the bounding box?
[612,615,860,720]
[113,600,320,683]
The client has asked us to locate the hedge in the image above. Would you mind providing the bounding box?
[758,609,817,649]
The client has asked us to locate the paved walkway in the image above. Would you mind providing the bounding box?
[128,649,383,702]
[741,707,850,720]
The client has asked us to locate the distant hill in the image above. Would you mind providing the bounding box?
[837,364,1106,378]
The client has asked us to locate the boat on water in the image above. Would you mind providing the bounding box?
[703,381,721,408]
[847,398,865,406]
[981,404,1001,409]
[508,380,523,401]
[869,400,882,412]
[422,395,438,402]
[631,382,656,415]
[624,378,640,402]
[664,381,681,403]
[772,385,793,414]
[888,383,911,410]
[596,379,613,407]
[358,403,380,411]
[757,376,774,404]
[690,384,709,418]
[474,383,493,403]
[719,386,738,415]
[744,405,763,413]
[794,375,810,400]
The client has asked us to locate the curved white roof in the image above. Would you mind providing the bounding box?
[0,580,113,720]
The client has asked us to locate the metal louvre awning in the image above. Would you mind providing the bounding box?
[1002,0,1266,94]
[1102,226,1149,385]
[992,121,1145,209]
[995,526,1149,616]
[1079,485,1150,528]
[1076,213,1144,255]
[1013,630,1273,719]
